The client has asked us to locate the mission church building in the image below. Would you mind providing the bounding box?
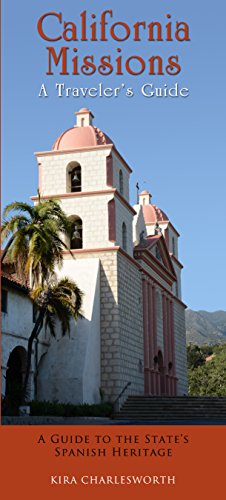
[2,108,187,405]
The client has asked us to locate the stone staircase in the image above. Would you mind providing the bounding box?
[114,396,226,422]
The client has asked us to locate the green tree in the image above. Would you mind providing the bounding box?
[188,344,226,396]
[22,277,83,404]
[1,199,83,406]
[1,199,72,287]
[187,344,205,369]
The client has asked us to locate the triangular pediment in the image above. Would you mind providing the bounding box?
[134,235,176,280]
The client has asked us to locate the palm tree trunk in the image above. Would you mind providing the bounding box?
[29,259,34,289]
[1,235,15,262]
[21,309,45,405]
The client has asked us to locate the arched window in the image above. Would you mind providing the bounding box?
[119,170,124,195]
[70,216,83,249]
[67,163,82,193]
[122,222,127,251]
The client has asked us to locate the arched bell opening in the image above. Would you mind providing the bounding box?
[67,162,82,193]
[69,215,83,249]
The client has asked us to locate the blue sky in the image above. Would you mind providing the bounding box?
[2,0,226,311]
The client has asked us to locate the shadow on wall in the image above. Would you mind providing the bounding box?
[99,261,140,406]
[36,261,101,405]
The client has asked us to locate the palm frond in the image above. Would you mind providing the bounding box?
[44,313,56,337]
[3,201,34,218]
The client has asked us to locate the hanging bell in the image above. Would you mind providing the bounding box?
[72,172,80,182]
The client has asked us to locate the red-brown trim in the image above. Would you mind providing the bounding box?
[31,188,137,216]
[63,246,119,255]
[31,189,116,201]
[119,247,141,269]
[140,271,186,308]
[158,238,176,276]
[148,282,154,371]
[142,279,149,395]
[119,248,186,307]
[135,235,176,277]
[62,245,186,307]
[167,298,172,364]
[2,275,29,294]
[34,144,114,157]
[135,251,176,285]
[115,191,137,215]
[108,199,116,242]
[34,143,133,173]
[162,294,168,370]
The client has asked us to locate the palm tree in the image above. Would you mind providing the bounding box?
[22,277,83,404]
[1,199,72,287]
[1,199,83,406]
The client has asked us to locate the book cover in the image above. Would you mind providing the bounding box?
[1,1,226,499]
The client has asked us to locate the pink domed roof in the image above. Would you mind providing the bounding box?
[52,125,113,151]
[142,204,168,224]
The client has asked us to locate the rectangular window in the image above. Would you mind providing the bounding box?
[1,289,8,313]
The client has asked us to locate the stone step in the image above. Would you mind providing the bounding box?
[115,396,226,421]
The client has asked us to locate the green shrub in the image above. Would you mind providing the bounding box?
[30,400,113,417]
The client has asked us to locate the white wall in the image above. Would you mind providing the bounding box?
[37,258,101,404]
[40,148,112,195]
[60,194,114,249]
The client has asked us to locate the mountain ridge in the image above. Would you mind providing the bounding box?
[185,309,226,345]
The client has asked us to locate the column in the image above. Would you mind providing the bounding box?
[170,300,177,395]
[142,277,149,395]
[162,293,169,395]
[152,285,158,394]
[148,281,154,394]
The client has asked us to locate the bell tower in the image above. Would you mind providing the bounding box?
[34,109,135,256]
[32,109,145,406]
